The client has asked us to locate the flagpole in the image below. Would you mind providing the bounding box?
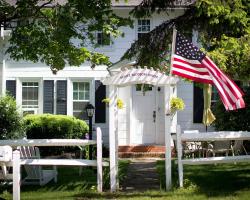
[169,26,177,76]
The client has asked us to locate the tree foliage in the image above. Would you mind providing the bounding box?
[124,0,250,79]
[0,0,132,73]
[213,87,250,131]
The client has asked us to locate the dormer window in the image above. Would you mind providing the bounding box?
[137,19,150,39]
[97,31,111,46]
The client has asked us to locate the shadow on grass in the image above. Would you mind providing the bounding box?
[157,160,250,198]
[20,166,97,192]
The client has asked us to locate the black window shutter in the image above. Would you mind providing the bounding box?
[6,80,16,98]
[95,80,106,123]
[193,83,204,123]
[43,80,54,114]
[56,80,67,115]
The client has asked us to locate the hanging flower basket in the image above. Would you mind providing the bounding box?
[102,98,110,105]
[102,98,124,109]
[116,98,124,109]
[170,97,185,115]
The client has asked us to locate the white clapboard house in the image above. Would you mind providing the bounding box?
[0,1,214,152]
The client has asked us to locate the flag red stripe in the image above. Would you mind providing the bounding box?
[201,59,236,110]
[172,70,213,84]
[204,57,241,98]
[172,63,211,76]
[202,57,244,110]
[202,57,241,104]
[204,57,244,97]
[173,57,204,68]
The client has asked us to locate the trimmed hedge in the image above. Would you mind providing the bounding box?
[0,95,24,139]
[24,114,89,139]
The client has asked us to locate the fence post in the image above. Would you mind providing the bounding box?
[176,125,183,187]
[97,127,103,192]
[13,149,21,200]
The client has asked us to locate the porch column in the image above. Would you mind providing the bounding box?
[164,85,172,190]
[109,85,119,192]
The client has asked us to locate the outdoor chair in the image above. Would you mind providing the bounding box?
[183,130,202,158]
[231,140,248,156]
[20,146,57,186]
[0,146,13,182]
[206,141,231,157]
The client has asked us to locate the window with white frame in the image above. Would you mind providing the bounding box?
[73,82,90,120]
[97,31,111,46]
[22,82,39,114]
[137,19,150,39]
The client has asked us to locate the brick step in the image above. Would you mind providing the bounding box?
[119,152,165,158]
[118,145,165,153]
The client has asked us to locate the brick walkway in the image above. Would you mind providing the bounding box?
[121,159,160,191]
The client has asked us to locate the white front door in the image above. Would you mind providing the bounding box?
[132,85,156,144]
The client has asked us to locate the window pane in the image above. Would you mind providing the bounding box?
[73,101,88,110]
[97,32,110,46]
[73,102,89,120]
[85,91,89,100]
[79,92,84,100]
[79,83,84,91]
[85,83,90,91]
[73,82,78,90]
[22,88,27,100]
[73,92,78,100]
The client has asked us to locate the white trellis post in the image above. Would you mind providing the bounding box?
[109,85,119,192]
[176,125,183,187]
[164,85,172,190]
[97,127,103,192]
[13,149,21,200]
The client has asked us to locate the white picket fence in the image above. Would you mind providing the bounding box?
[175,125,250,187]
[0,127,108,200]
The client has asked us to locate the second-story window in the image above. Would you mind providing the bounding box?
[97,32,111,46]
[137,19,150,39]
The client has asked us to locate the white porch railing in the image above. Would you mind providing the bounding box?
[0,127,108,200]
[174,125,250,187]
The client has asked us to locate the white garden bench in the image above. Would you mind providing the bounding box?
[0,127,108,200]
[174,125,250,187]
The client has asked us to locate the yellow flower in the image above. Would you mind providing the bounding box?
[170,97,185,112]
[102,98,110,104]
[117,98,124,109]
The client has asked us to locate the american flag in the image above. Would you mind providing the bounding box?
[171,32,245,110]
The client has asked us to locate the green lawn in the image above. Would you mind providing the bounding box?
[0,160,130,200]
[156,160,250,200]
[1,160,250,200]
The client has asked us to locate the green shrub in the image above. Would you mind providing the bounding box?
[213,87,250,131]
[24,114,89,139]
[0,95,24,139]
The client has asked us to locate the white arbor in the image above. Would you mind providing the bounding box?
[102,67,179,191]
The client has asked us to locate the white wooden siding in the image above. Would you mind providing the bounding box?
[177,80,215,132]
[0,62,2,94]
